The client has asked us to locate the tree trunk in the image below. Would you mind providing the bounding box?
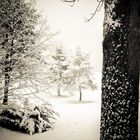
[79,85,82,101]
[57,83,61,96]
[101,0,139,139]
[3,53,11,105]
[3,73,10,105]
[2,36,13,105]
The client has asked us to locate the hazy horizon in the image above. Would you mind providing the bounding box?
[35,0,104,72]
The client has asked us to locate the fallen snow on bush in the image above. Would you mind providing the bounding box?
[0,103,57,135]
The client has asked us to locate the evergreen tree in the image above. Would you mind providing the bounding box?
[49,47,69,96]
[0,0,40,105]
[72,47,96,101]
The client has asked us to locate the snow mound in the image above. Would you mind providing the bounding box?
[0,103,57,135]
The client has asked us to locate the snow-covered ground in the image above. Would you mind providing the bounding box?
[0,89,101,140]
[0,73,139,140]
[0,72,101,140]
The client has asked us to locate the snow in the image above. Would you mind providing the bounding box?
[0,73,101,140]
[0,88,101,140]
[0,73,139,140]
[104,0,123,35]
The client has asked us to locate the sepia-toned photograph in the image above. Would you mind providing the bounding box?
[0,0,139,140]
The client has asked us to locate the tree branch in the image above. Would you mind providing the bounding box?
[61,0,104,21]
[84,0,104,22]
[61,0,79,7]
[61,0,76,2]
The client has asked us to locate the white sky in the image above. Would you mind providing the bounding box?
[35,0,104,72]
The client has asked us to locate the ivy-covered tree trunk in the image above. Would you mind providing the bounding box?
[101,0,139,139]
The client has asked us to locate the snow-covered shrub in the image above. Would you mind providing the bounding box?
[0,103,57,135]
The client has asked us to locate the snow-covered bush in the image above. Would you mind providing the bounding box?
[0,103,57,135]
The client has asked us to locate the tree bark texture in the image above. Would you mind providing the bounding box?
[2,36,13,105]
[3,52,11,105]
[101,0,139,139]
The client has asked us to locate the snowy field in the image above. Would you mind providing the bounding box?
[0,73,139,140]
[0,89,101,140]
